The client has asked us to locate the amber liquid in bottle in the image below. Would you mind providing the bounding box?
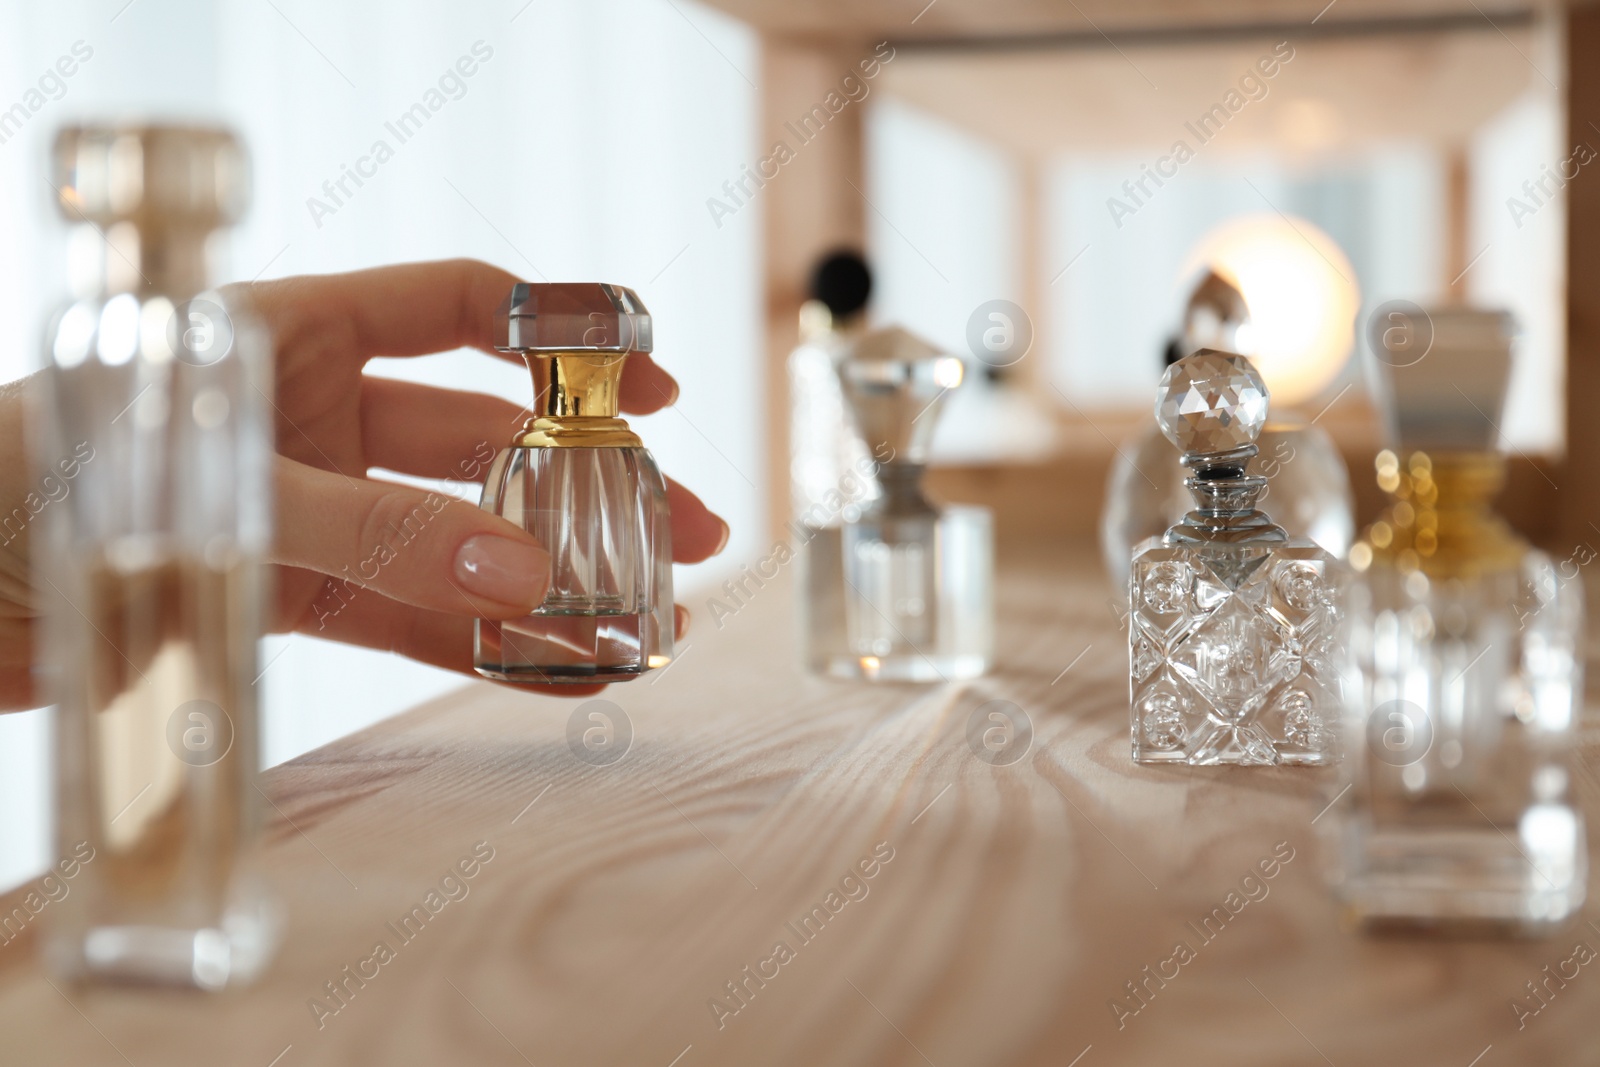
[49,555,271,987]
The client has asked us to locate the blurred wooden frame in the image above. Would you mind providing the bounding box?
[699,0,1598,556]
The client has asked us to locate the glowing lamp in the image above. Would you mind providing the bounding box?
[1182,214,1360,409]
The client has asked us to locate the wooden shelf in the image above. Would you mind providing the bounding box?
[699,0,1542,44]
[2,544,1592,1064]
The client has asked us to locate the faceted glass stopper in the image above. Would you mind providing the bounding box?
[839,326,964,464]
[1156,349,1269,456]
[497,283,652,354]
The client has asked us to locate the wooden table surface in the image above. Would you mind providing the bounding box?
[2,542,1596,1066]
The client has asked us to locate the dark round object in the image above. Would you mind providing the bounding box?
[809,251,872,318]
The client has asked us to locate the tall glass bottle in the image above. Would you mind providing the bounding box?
[473,283,673,683]
[803,327,992,681]
[1331,309,1586,931]
[1130,350,1345,766]
[38,125,277,987]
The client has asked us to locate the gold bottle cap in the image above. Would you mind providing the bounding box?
[495,283,652,448]
[1354,449,1521,577]
[1357,307,1521,574]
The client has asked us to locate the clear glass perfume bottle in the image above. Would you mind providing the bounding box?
[474,283,673,683]
[1331,309,1586,931]
[1130,350,1344,766]
[38,125,278,987]
[789,250,877,525]
[803,327,992,681]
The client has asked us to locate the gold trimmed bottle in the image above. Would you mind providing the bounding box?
[473,283,673,683]
[38,125,278,988]
[1331,309,1585,931]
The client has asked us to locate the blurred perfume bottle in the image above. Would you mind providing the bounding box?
[38,125,278,988]
[802,327,992,681]
[789,250,877,525]
[1330,309,1586,932]
[1102,270,1354,585]
[1130,350,1345,766]
[474,283,673,683]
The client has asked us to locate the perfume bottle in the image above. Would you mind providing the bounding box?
[1130,350,1344,765]
[802,327,992,681]
[1331,309,1586,931]
[38,125,277,987]
[1102,270,1355,585]
[473,283,673,683]
[789,250,877,525]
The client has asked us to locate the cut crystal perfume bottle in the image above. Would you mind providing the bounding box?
[1331,309,1586,931]
[474,283,673,683]
[38,125,278,987]
[802,327,992,681]
[1130,350,1344,766]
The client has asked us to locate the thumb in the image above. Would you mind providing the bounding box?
[272,456,549,618]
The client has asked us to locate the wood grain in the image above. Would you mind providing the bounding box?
[0,541,1596,1066]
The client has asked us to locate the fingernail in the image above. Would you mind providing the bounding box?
[454,535,549,606]
[713,518,730,555]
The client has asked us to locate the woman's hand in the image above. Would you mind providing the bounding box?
[0,259,716,709]
[240,259,727,693]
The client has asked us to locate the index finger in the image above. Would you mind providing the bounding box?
[239,258,519,360]
[238,258,680,414]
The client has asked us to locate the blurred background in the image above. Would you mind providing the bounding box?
[0,0,1583,890]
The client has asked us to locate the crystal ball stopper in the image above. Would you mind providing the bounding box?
[1155,349,1270,457]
